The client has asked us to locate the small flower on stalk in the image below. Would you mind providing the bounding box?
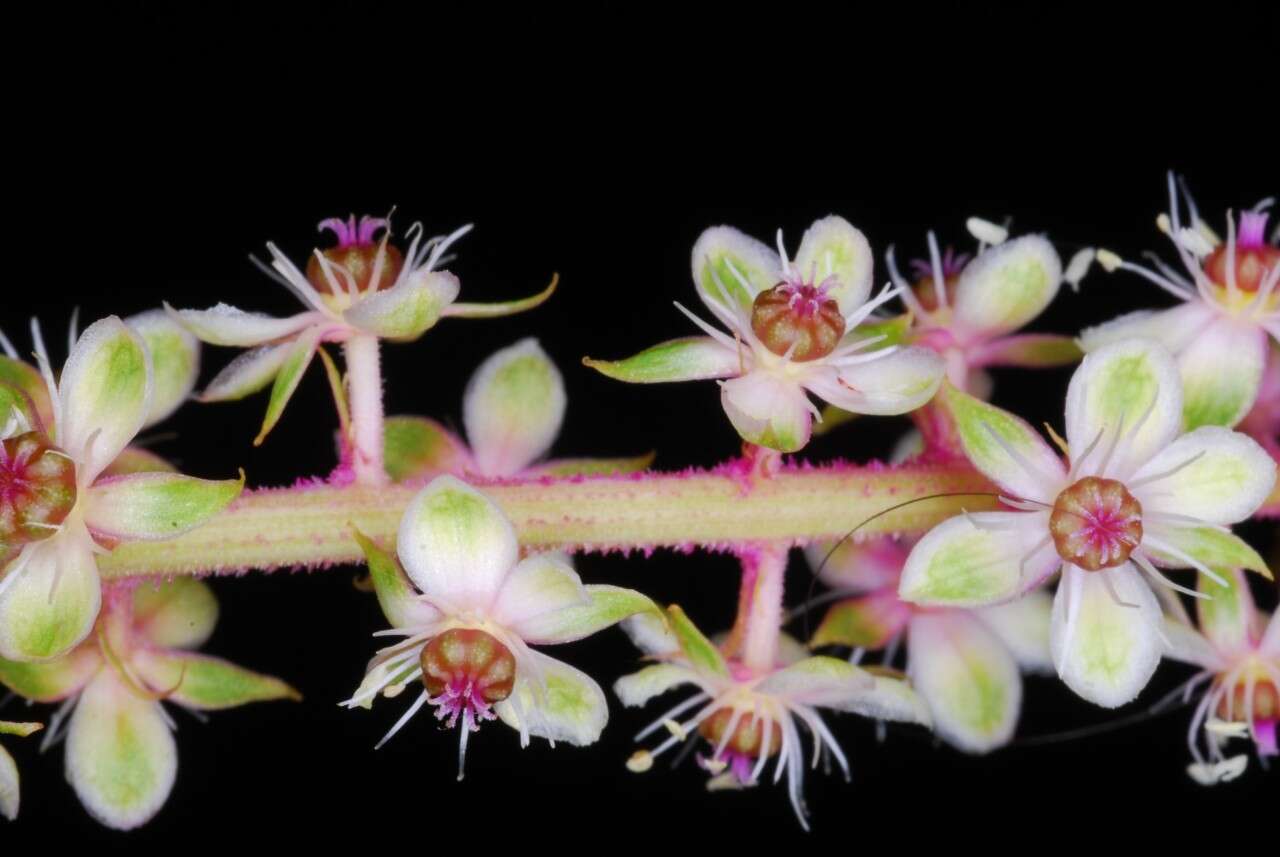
[170,215,557,444]
[346,475,658,777]
[885,219,1079,396]
[1239,342,1280,517]
[616,604,930,829]
[1082,175,1280,430]
[808,535,1053,753]
[0,579,299,829]
[0,719,41,821]
[1162,569,1279,784]
[0,317,241,663]
[383,338,652,483]
[898,339,1275,707]
[585,217,945,452]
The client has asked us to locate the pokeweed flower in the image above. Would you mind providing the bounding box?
[0,719,41,821]
[0,317,240,663]
[1162,569,1279,784]
[898,339,1276,707]
[585,216,945,452]
[383,338,652,483]
[1239,341,1280,517]
[615,604,930,829]
[1083,175,1280,430]
[170,215,556,445]
[0,578,299,829]
[345,475,658,776]
[808,535,1053,753]
[885,219,1079,395]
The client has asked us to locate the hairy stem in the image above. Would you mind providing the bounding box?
[343,334,387,486]
[97,461,996,580]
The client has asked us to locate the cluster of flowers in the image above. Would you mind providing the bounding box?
[0,178,1276,829]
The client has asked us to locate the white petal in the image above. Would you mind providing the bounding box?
[1064,338,1183,477]
[973,589,1054,673]
[126,309,200,428]
[1079,301,1216,356]
[1160,618,1224,670]
[168,303,320,347]
[1050,564,1162,708]
[613,663,701,707]
[491,553,588,632]
[197,341,293,402]
[0,533,100,662]
[953,235,1062,336]
[793,215,874,313]
[463,338,566,477]
[899,512,1059,608]
[720,370,813,452]
[907,611,1022,752]
[58,317,153,481]
[691,226,782,315]
[1131,426,1276,524]
[0,744,18,820]
[65,673,177,830]
[343,271,459,341]
[806,346,945,417]
[1175,317,1267,429]
[495,651,608,746]
[755,656,932,726]
[395,476,517,612]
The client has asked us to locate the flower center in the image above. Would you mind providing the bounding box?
[697,706,783,759]
[1049,476,1143,571]
[0,432,77,561]
[305,214,404,295]
[1217,676,1278,724]
[420,627,516,728]
[750,282,845,361]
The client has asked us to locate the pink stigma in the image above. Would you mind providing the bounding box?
[910,246,969,280]
[316,214,390,249]
[1239,211,1270,250]
[778,282,835,319]
[430,679,499,731]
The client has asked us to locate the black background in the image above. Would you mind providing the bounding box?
[3,4,1277,848]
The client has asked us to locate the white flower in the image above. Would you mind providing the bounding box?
[0,318,239,663]
[586,216,945,452]
[615,605,930,829]
[898,339,1275,707]
[1161,569,1279,784]
[884,219,1078,395]
[1083,174,1280,429]
[346,475,657,776]
[170,216,555,443]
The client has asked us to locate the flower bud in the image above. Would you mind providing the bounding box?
[698,707,783,758]
[750,284,844,362]
[0,432,77,552]
[305,215,404,295]
[420,627,516,705]
[1049,476,1143,571]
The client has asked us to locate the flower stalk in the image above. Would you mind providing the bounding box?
[343,333,387,485]
[97,461,996,580]
[735,543,789,672]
